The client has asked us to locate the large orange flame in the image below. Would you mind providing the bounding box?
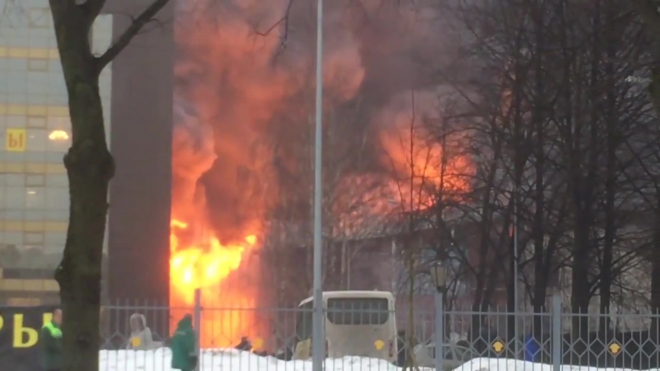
[167,0,470,350]
[169,219,264,348]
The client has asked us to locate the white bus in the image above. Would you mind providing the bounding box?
[293,291,398,363]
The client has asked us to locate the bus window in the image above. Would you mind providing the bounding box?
[327,298,389,325]
[296,301,313,341]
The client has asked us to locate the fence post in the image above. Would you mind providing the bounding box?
[552,294,561,371]
[194,288,202,371]
[434,290,444,371]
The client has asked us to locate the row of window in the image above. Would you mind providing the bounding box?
[1,115,70,128]
[0,71,111,102]
[0,209,68,220]
[0,231,66,247]
[0,186,68,210]
[0,70,68,95]
[0,173,67,186]
[0,57,61,72]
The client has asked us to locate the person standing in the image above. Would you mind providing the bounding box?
[127,313,155,350]
[171,314,197,371]
[40,308,63,371]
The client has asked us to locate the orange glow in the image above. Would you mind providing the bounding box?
[169,219,264,348]
[169,0,456,351]
[245,235,257,245]
[169,219,244,304]
[379,93,474,210]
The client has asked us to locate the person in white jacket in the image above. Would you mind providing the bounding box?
[127,313,155,350]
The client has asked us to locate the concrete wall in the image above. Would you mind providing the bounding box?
[103,1,174,302]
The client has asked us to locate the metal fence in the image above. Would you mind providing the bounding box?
[90,294,660,370]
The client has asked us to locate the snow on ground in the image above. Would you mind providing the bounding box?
[100,349,414,371]
[455,358,660,371]
[100,349,659,371]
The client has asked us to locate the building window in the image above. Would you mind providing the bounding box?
[46,187,68,211]
[26,128,47,151]
[26,174,45,187]
[5,187,26,209]
[24,232,45,245]
[45,174,67,187]
[25,187,46,209]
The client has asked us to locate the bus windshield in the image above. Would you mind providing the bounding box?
[295,301,313,341]
[326,297,389,325]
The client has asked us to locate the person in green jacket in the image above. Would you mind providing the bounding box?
[40,308,63,371]
[171,314,197,371]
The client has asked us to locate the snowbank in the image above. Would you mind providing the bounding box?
[100,350,660,371]
[100,348,417,371]
[455,358,660,371]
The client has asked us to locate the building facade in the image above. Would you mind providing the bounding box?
[0,0,174,305]
[0,2,113,305]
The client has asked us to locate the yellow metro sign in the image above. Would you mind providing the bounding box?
[6,128,26,152]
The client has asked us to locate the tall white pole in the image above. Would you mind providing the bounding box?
[312,0,324,369]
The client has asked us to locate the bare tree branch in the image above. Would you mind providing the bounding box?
[96,0,172,71]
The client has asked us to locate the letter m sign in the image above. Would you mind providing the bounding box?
[6,128,26,152]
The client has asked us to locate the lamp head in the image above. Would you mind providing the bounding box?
[430,261,447,291]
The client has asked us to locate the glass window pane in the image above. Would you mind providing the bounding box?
[47,116,71,130]
[24,210,46,220]
[26,187,45,209]
[46,187,68,210]
[27,116,46,128]
[47,129,70,152]
[2,232,23,245]
[327,298,389,325]
[7,115,26,127]
[0,174,25,186]
[25,232,44,244]
[5,209,24,219]
[6,186,26,209]
[46,174,68,187]
[26,128,47,151]
[45,209,68,220]
[45,232,66,247]
[26,174,45,186]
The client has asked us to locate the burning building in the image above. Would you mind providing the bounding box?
[106,0,473,349]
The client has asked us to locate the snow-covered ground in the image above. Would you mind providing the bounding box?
[456,358,660,371]
[99,349,659,371]
[101,349,412,371]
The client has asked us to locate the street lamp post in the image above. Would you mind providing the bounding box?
[311,0,324,370]
[430,262,447,371]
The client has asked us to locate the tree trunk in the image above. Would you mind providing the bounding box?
[48,4,115,370]
[651,197,660,333]
[599,13,617,331]
[632,0,660,336]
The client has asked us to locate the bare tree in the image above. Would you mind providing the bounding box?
[47,1,170,369]
[439,3,653,360]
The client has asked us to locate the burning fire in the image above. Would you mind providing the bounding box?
[169,218,264,348]
[379,92,474,210]
[167,0,472,351]
[170,220,251,304]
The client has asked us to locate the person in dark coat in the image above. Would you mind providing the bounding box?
[171,314,197,371]
[40,308,63,371]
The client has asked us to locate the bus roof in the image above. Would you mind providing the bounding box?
[298,290,394,307]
